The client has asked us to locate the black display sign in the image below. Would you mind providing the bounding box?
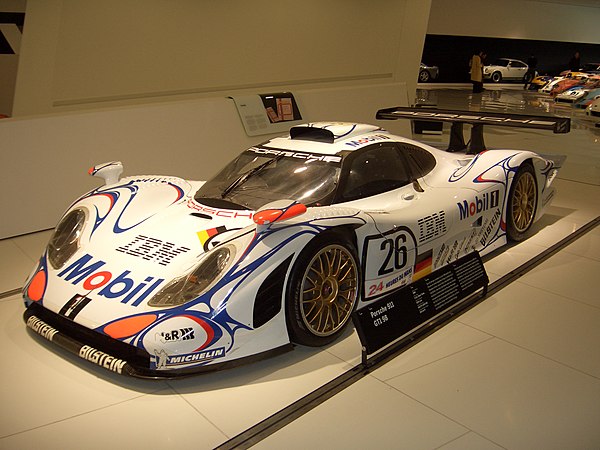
[353,251,488,356]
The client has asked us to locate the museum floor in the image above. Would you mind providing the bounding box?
[1,86,599,449]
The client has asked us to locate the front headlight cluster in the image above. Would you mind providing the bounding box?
[48,208,87,269]
[148,244,236,307]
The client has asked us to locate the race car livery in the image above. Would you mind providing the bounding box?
[23,108,567,377]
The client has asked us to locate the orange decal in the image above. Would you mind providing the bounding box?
[104,314,158,339]
[27,270,46,302]
[253,209,283,225]
[279,203,307,221]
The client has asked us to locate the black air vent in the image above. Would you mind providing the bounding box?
[253,255,293,328]
[290,127,335,143]
[190,212,213,220]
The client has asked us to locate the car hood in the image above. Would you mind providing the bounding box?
[32,176,256,329]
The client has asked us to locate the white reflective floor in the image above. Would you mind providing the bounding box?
[1,87,599,449]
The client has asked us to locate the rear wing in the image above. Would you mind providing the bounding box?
[376,107,571,154]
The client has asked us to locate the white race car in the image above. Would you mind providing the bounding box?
[23,108,568,377]
[540,72,590,94]
[555,86,589,103]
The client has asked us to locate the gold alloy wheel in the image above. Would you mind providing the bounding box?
[299,244,358,337]
[512,171,536,232]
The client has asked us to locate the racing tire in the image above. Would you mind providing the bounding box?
[491,71,502,83]
[419,70,431,83]
[286,232,360,347]
[506,163,538,242]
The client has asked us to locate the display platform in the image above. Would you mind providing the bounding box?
[1,181,598,449]
[1,87,599,449]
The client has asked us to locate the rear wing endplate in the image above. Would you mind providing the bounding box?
[376,107,570,154]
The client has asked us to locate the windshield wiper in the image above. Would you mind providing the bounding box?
[221,155,282,199]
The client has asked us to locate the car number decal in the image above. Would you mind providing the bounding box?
[362,226,417,300]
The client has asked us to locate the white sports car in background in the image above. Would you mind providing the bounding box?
[23,108,568,377]
[483,58,528,83]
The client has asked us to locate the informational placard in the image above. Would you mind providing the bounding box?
[353,251,488,356]
[230,92,303,136]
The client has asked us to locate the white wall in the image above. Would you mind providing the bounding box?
[428,0,600,44]
[13,0,431,116]
[1,0,431,238]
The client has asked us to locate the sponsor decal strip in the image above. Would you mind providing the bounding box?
[165,347,226,366]
[80,345,127,375]
[26,315,128,375]
[26,315,59,341]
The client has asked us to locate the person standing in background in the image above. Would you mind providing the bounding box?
[470,50,486,93]
[524,54,538,89]
[568,51,581,72]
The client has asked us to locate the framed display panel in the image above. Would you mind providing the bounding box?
[231,92,303,136]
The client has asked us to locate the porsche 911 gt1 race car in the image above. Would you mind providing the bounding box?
[23,108,569,378]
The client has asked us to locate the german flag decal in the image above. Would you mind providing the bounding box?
[413,249,433,281]
[197,226,227,251]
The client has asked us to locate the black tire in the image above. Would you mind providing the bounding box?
[506,163,538,241]
[491,71,502,83]
[286,232,360,346]
[419,70,430,83]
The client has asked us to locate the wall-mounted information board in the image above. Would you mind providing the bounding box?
[230,92,303,136]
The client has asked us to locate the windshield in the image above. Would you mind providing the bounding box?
[195,149,341,210]
[492,59,509,67]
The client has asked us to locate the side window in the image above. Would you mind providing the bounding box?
[339,144,411,202]
[400,143,436,179]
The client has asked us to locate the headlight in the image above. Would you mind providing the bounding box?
[148,244,236,307]
[48,208,87,269]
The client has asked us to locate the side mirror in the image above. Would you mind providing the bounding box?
[88,161,123,185]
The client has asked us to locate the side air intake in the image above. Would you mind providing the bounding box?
[253,255,293,328]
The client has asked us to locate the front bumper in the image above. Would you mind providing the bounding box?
[23,302,291,378]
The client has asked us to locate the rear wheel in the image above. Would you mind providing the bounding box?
[286,233,359,346]
[507,163,538,241]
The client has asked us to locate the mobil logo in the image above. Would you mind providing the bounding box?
[57,253,164,307]
[345,134,390,148]
[457,190,500,220]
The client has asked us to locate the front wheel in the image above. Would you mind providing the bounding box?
[506,163,538,241]
[286,234,359,346]
[491,71,502,83]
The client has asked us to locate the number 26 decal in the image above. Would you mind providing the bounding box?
[378,232,409,276]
